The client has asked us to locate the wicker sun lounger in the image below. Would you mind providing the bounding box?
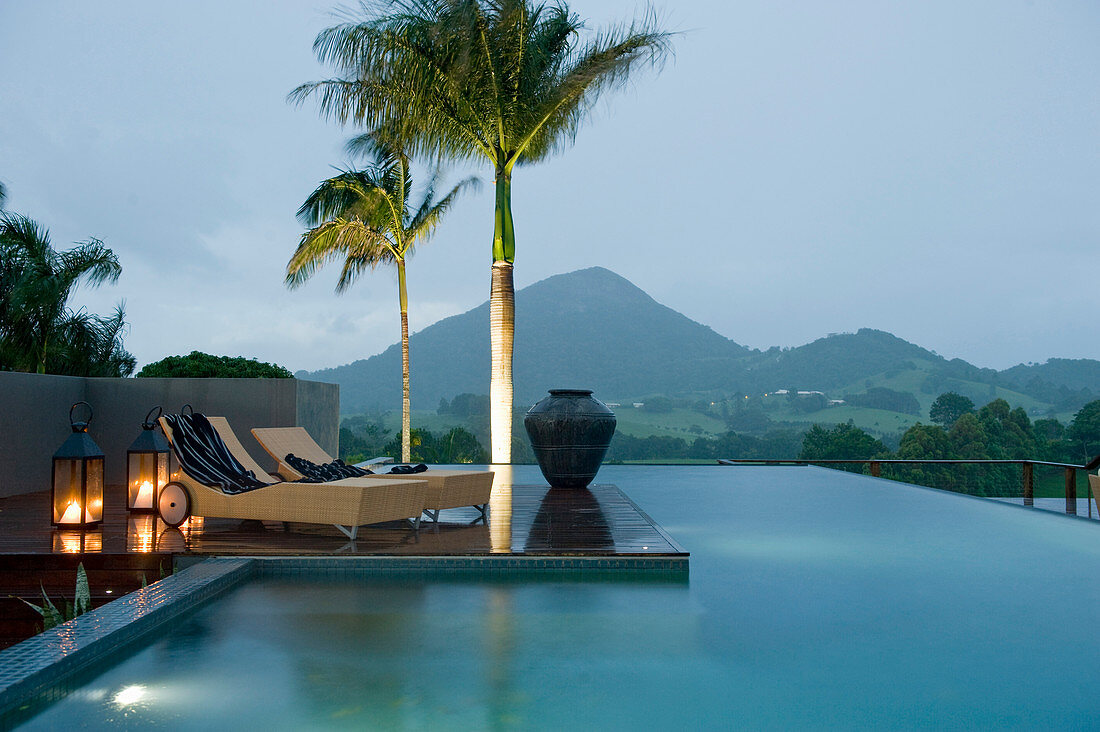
[158,416,429,540]
[251,426,494,522]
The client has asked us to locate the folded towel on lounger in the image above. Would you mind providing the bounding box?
[284,453,372,482]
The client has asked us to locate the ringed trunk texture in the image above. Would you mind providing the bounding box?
[401,308,411,464]
[489,260,515,463]
[398,261,411,464]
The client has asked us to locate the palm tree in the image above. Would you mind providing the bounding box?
[0,212,128,374]
[286,139,478,462]
[291,0,671,462]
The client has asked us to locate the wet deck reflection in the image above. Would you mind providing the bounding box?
[0,479,685,557]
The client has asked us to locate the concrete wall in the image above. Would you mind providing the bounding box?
[0,373,338,498]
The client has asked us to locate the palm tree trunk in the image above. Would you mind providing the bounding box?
[398,260,411,464]
[490,171,516,463]
[490,261,514,463]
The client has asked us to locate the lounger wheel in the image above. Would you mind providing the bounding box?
[158,482,191,527]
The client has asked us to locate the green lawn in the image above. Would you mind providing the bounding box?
[766,404,923,437]
[611,407,727,439]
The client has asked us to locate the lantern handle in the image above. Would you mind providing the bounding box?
[143,406,163,430]
[181,403,194,416]
[69,401,93,431]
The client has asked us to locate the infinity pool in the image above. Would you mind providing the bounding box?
[15,466,1100,729]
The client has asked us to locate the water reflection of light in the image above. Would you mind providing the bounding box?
[112,684,146,706]
[52,531,102,553]
[489,466,513,553]
[127,515,157,552]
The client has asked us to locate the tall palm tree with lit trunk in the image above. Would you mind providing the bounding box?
[286,139,478,462]
[291,0,671,462]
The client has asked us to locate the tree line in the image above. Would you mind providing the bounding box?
[0,186,134,376]
[798,393,1100,496]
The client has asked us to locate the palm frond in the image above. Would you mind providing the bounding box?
[58,237,123,290]
[407,174,481,247]
[286,219,398,292]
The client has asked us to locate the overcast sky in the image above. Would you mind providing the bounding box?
[2,0,1097,373]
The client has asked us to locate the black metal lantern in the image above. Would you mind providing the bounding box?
[51,402,105,528]
[126,406,169,513]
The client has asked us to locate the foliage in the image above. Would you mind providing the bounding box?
[437,392,489,419]
[382,426,488,464]
[929,392,975,427]
[17,563,91,633]
[843,387,921,415]
[0,212,134,376]
[136,351,293,378]
[339,413,393,463]
[1068,400,1100,462]
[606,429,804,462]
[642,395,674,413]
[799,423,888,471]
[286,135,477,463]
[292,0,672,462]
[790,392,828,413]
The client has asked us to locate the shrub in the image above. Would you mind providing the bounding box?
[136,351,293,378]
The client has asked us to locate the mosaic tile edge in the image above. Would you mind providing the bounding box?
[252,554,689,576]
[0,557,255,717]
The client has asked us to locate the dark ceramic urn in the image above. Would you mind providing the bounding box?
[524,389,617,488]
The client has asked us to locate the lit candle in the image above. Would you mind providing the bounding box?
[59,501,82,524]
[135,481,154,509]
[86,498,102,523]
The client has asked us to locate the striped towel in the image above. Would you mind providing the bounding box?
[163,413,269,495]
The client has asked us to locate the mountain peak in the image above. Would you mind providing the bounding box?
[303,266,748,411]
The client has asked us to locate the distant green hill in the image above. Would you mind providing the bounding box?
[302,267,751,412]
[299,267,1098,426]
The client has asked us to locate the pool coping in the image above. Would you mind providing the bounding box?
[0,552,688,719]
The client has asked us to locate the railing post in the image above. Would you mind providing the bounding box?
[1022,462,1033,506]
[1065,467,1077,516]
[870,461,880,477]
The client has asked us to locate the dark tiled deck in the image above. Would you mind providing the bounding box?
[0,482,684,557]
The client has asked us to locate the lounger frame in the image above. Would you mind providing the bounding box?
[159,417,428,539]
[250,426,494,521]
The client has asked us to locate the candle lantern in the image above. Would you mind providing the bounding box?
[51,402,105,528]
[126,406,169,513]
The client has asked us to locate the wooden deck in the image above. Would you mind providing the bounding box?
[0,480,684,649]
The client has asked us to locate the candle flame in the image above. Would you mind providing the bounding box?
[135,480,154,509]
[59,501,82,524]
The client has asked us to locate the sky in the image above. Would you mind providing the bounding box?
[1,0,1098,374]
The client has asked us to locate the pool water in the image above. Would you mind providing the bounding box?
[17,466,1100,729]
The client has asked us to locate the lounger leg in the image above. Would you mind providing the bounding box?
[334,524,359,541]
[422,508,439,523]
[406,515,421,531]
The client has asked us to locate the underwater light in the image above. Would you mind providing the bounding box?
[112,685,147,707]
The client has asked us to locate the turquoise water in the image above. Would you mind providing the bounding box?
[17,466,1100,729]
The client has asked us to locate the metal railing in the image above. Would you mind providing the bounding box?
[717,458,1094,517]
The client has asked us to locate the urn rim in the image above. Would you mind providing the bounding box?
[547,389,594,397]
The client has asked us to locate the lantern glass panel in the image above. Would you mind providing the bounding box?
[127,452,164,510]
[85,457,104,523]
[53,459,84,525]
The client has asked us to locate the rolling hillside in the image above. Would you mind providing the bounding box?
[300,267,1097,427]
